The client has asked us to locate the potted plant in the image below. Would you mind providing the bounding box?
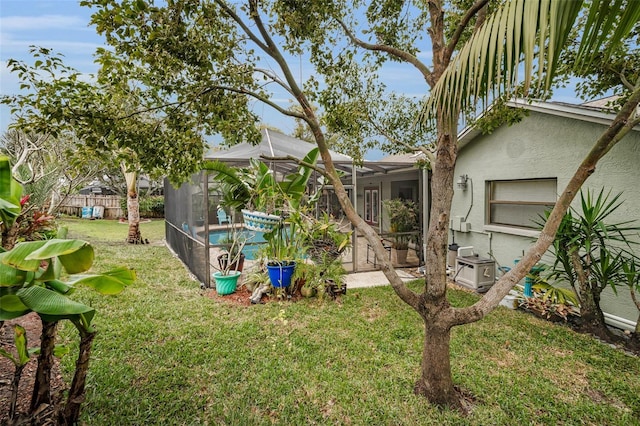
[292,261,322,297]
[302,212,352,263]
[264,208,307,288]
[383,198,419,264]
[320,258,348,300]
[205,148,320,232]
[217,226,251,273]
[212,226,248,295]
[243,267,270,293]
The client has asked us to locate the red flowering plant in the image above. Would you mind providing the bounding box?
[17,209,57,242]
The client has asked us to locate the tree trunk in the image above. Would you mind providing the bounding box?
[414,321,463,410]
[123,168,145,244]
[578,282,611,338]
[127,190,142,244]
[572,247,612,338]
[1,214,22,250]
[9,364,25,420]
[60,329,96,425]
[30,320,57,412]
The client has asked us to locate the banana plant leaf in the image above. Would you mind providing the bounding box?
[1,241,49,272]
[37,260,59,282]
[103,267,137,286]
[279,148,319,208]
[26,239,94,274]
[0,155,22,228]
[69,267,136,295]
[14,324,30,365]
[0,325,30,366]
[0,252,29,287]
[16,285,95,325]
[46,279,74,295]
[0,294,31,320]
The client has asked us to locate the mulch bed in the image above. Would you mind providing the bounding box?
[204,283,305,307]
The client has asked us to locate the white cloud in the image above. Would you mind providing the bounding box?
[1,34,101,56]
[0,14,89,31]
[416,50,433,61]
[0,33,103,77]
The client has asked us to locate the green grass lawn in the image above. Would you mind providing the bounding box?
[57,218,640,425]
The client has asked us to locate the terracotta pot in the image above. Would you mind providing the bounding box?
[395,248,408,264]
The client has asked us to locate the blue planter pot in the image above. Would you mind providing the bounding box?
[213,271,241,295]
[267,261,296,288]
[514,260,545,297]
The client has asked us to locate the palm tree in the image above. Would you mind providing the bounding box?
[411,0,640,407]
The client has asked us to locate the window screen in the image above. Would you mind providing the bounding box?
[488,178,557,229]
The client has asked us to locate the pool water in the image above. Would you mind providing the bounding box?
[209,228,267,260]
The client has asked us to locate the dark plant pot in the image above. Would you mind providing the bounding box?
[267,261,296,288]
[308,239,341,263]
[325,280,347,300]
[218,253,245,273]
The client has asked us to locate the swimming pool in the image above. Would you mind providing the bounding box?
[208,228,267,260]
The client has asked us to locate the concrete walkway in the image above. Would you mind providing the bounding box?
[344,269,419,289]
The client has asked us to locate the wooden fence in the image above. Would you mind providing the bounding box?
[57,195,124,219]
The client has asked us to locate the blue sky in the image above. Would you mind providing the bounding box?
[1,1,583,161]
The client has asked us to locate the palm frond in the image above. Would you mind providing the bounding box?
[422,0,639,126]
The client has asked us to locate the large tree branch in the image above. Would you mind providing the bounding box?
[445,0,490,60]
[246,0,315,121]
[214,0,271,54]
[334,17,433,84]
[201,86,306,120]
[254,68,294,95]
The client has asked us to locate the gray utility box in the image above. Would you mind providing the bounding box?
[455,256,495,293]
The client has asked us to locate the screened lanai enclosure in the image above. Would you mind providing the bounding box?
[165,129,428,288]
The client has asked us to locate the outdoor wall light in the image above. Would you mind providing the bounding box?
[457,174,469,190]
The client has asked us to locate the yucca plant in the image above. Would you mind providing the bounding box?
[545,189,640,338]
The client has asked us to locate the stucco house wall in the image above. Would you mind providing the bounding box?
[450,102,640,329]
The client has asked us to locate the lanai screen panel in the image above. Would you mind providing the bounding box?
[165,174,210,287]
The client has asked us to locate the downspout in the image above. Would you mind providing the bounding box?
[422,167,430,269]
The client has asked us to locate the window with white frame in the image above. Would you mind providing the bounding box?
[487,178,557,230]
